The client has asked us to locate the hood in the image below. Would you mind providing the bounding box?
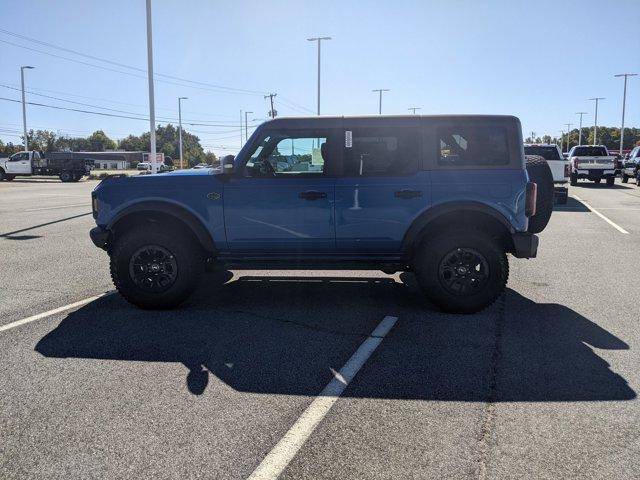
[162,167,221,176]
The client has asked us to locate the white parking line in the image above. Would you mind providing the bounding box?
[248,315,398,480]
[0,291,114,334]
[23,203,89,212]
[572,195,629,234]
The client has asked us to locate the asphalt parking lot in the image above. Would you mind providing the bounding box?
[1,178,639,479]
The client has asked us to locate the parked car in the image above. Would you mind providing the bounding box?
[191,163,211,169]
[568,145,617,186]
[524,144,569,204]
[90,115,553,314]
[0,150,93,182]
[621,146,640,184]
[137,162,151,171]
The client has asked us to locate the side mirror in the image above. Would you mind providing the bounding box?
[221,155,235,173]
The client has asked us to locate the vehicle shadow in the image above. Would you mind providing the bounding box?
[572,182,627,189]
[35,274,635,402]
[553,196,590,212]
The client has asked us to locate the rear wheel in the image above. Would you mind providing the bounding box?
[413,229,508,314]
[525,155,554,234]
[59,171,73,182]
[594,178,601,184]
[110,224,204,309]
[622,174,629,183]
[570,172,578,186]
[606,177,615,187]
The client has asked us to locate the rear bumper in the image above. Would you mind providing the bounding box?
[511,232,538,259]
[89,226,110,250]
[575,169,616,179]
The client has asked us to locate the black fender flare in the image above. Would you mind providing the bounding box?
[401,201,515,255]
[108,201,216,253]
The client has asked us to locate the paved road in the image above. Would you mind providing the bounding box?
[0,178,638,479]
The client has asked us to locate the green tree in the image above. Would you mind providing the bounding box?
[87,130,116,151]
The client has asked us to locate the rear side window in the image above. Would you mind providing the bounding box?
[438,126,509,167]
[524,146,561,160]
[343,128,419,176]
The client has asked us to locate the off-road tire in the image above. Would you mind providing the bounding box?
[109,224,204,309]
[525,155,554,234]
[606,177,615,187]
[413,229,509,314]
[59,171,73,182]
[622,174,629,183]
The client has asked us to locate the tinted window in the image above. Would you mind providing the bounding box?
[524,146,561,160]
[572,146,608,156]
[438,126,509,166]
[245,131,333,177]
[343,128,419,176]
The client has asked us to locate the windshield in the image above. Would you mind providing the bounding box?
[524,146,561,160]
[572,146,608,157]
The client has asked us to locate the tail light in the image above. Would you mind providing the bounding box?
[564,163,570,178]
[526,182,537,217]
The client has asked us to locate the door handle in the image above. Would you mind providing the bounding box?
[394,190,423,199]
[299,190,327,201]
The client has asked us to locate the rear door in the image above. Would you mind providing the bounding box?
[334,121,429,253]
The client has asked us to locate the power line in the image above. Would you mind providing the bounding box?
[0,28,266,95]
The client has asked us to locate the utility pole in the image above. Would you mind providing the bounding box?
[408,107,421,115]
[559,130,564,153]
[20,65,34,150]
[564,123,573,153]
[145,0,158,174]
[614,73,637,155]
[307,37,331,115]
[372,89,390,114]
[178,97,187,169]
[530,131,536,142]
[588,97,605,145]
[244,111,253,145]
[264,93,277,118]
[576,112,588,146]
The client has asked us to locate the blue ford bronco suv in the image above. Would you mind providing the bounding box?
[90,115,552,313]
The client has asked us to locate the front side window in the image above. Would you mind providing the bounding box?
[343,128,419,176]
[9,152,28,162]
[524,146,561,160]
[438,126,509,167]
[245,132,330,177]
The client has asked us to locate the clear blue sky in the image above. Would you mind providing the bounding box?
[1,0,639,154]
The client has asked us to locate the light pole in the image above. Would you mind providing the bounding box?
[178,97,187,169]
[145,0,158,174]
[20,66,34,150]
[307,37,331,115]
[559,130,564,153]
[614,73,637,155]
[372,89,390,114]
[244,111,253,145]
[564,123,573,153]
[408,107,421,115]
[588,97,605,145]
[575,112,588,146]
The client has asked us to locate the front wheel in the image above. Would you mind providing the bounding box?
[413,230,509,314]
[570,172,578,186]
[110,224,204,309]
[622,174,629,183]
[606,177,615,187]
[5,174,15,181]
[59,171,73,182]
[594,178,601,184]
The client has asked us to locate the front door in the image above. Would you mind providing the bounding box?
[334,124,430,253]
[223,129,340,253]
[6,152,32,175]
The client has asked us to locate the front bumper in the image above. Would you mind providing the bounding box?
[511,232,538,259]
[90,226,110,250]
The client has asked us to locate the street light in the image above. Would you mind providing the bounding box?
[244,111,253,146]
[575,112,588,146]
[145,0,158,174]
[564,123,573,154]
[20,66,34,150]
[178,97,187,169]
[588,97,605,145]
[614,73,637,156]
[408,107,421,115]
[372,89,390,114]
[307,37,331,115]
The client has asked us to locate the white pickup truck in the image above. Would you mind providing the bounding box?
[568,145,617,187]
[524,144,569,204]
[0,150,93,182]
